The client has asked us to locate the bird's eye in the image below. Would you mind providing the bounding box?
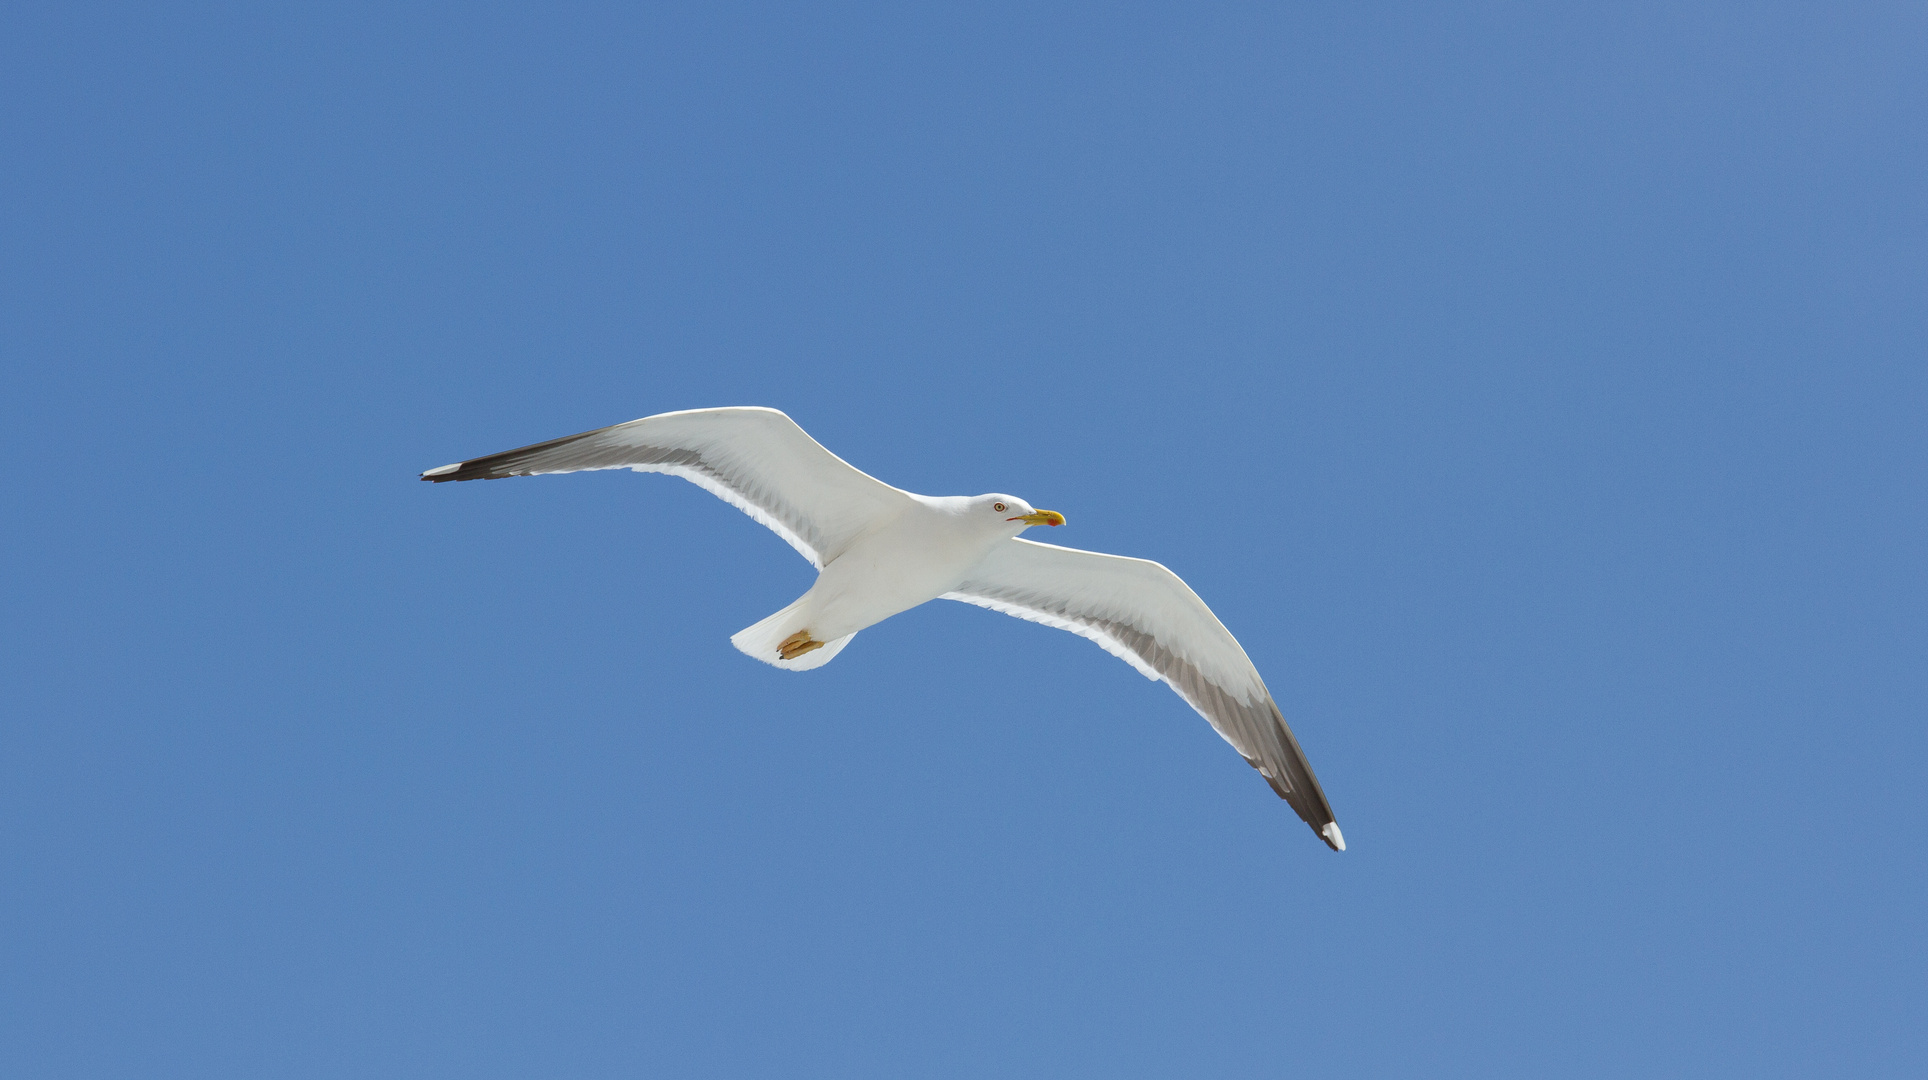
[993,502,1006,512]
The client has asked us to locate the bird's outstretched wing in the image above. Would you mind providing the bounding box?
[944,538,1343,850]
[422,407,913,568]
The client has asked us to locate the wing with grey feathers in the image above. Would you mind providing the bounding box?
[421,407,913,568]
[944,538,1343,850]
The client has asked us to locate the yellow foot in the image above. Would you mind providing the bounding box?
[777,629,825,661]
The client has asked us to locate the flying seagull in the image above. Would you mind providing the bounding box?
[423,406,1344,851]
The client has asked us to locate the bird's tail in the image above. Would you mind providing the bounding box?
[730,596,857,671]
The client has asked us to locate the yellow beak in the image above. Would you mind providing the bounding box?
[1010,509,1066,527]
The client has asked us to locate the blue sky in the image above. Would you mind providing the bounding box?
[4,2,1924,1076]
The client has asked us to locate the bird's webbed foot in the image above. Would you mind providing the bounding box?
[777,629,825,661]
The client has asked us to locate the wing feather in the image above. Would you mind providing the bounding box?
[421,407,912,568]
[945,538,1343,850]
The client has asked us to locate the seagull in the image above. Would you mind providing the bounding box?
[423,406,1344,851]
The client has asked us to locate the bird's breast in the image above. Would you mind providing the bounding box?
[808,513,997,635]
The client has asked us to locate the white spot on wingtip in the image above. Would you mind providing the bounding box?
[1322,822,1346,851]
[423,463,461,477]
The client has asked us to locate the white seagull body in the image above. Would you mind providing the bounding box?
[423,407,1344,851]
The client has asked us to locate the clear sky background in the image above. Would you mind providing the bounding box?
[4,3,1924,1077]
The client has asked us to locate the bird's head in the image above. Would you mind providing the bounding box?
[977,494,1065,532]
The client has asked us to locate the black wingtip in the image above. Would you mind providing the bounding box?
[419,428,609,485]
